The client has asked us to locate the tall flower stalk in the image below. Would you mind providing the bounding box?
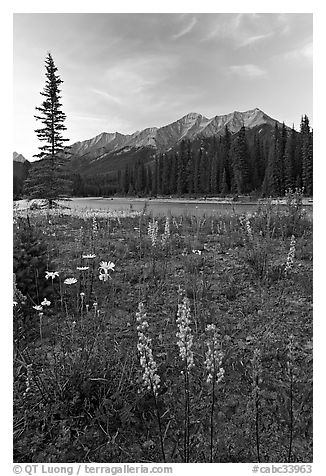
[286,335,295,463]
[176,295,194,462]
[148,218,159,247]
[251,348,263,462]
[245,215,254,241]
[136,302,166,462]
[161,216,170,249]
[148,218,159,275]
[285,235,296,276]
[204,324,224,463]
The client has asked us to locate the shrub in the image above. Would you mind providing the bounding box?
[13,216,52,304]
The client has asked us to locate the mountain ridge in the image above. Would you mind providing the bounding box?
[68,107,281,160]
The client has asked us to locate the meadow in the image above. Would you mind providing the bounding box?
[13,193,313,463]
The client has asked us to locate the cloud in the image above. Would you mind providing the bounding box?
[202,14,243,42]
[104,54,179,96]
[70,114,106,122]
[280,41,313,63]
[301,42,313,59]
[227,64,266,78]
[172,16,197,40]
[237,33,272,48]
[291,42,312,60]
[276,13,291,35]
[91,89,123,105]
[200,13,290,48]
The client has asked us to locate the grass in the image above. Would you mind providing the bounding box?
[13,203,312,463]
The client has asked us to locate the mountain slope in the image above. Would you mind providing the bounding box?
[70,108,280,160]
[13,151,28,164]
[13,152,31,199]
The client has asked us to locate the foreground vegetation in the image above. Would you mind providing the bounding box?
[13,193,312,463]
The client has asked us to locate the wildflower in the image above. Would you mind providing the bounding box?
[148,219,159,247]
[33,305,43,312]
[136,302,161,395]
[77,266,89,271]
[285,235,296,275]
[99,261,115,272]
[192,249,202,255]
[92,216,98,232]
[41,298,51,306]
[45,271,59,280]
[204,324,224,385]
[245,215,253,240]
[23,364,33,397]
[82,253,96,259]
[80,292,85,298]
[99,261,115,282]
[176,296,194,370]
[161,217,170,247]
[64,277,78,285]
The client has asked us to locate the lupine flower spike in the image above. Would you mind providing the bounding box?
[176,294,194,463]
[245,215,254,240]
[285,235,296,276]
[204,324,224,385]
[136,302,161,395]
[148,219,159,247]
[176,297,194,370]
[204,324,225,463]
[161,217,170,247]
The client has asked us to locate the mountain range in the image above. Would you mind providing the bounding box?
[70,107,277,157]
[65,108,281,177]
[14,107,283,188]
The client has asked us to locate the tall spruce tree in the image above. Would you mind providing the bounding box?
[263,123,282,196]
[301,115,313,196]
[231,126,250,194]
[177,142,187,195]
[284,125,297,191]
[222,125,232,192]
[23,53,71,207]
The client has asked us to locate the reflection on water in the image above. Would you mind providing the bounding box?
[69,197,313,219]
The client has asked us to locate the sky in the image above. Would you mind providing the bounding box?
[13,13,313,161]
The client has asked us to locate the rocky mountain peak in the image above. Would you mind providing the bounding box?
[13,152,27,163]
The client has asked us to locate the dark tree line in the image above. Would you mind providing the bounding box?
[72,173,119,197]
[20,112,313,200]
[115,115,312,198]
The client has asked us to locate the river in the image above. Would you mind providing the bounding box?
[65,197,313,219]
